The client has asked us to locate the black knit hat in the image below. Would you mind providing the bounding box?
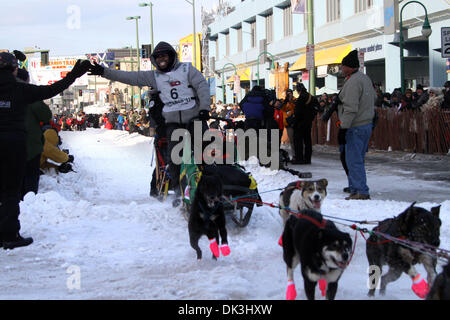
[0,52,18,71]
[341,50,359,68]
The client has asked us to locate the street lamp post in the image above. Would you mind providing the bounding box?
[185,0,197,70]
[256,51,275,86]
[139,2,154,68]
[307,0,316,96]
[123,46,135,109]
[222,63,237,103]
[399,1,432,94]
[127,16,142,108]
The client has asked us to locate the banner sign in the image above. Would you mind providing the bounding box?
[291,0,306,14]
[358,50,365,73]
[140,58,152,71]
[86,52,115,68]
[383,0,399,35]
[29,56,88,86]
[233,75,241,94]
[306,44,315,71]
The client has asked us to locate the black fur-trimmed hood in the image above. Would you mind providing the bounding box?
[150,41,179,72]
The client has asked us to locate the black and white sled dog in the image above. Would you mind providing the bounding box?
[427,262,450,300]
[279,179,328,225]
[282,209,353,300]
[188,171,230,260]
[366,202,441,298]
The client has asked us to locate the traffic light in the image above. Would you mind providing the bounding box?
[41,51,49,66]
[115,62,120,70]
[79,90,83,97]
[141,44,152,59]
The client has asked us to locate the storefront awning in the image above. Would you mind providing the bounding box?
[290,44,353,71]
[226,68,251,83]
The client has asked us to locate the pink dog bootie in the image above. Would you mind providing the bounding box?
[278,235,283,247]
[411,274,429,299]
[220,243,230,256]
[286,280,297,300]
[209,239,220,258]
[318,279,327,297]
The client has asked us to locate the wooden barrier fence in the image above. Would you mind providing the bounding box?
[310,108,450,154]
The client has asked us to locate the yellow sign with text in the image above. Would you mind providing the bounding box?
[179,33,202,71]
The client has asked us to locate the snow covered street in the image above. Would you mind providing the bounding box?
[1,128,448,300]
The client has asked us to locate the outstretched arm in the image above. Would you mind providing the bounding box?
[89,61,154,87]
[21,60,91,104]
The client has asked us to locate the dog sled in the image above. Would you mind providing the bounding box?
[180,162,262,228]
[178,117,263,227]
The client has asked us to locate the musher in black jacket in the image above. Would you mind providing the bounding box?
[0,52,90,250]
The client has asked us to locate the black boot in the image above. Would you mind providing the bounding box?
[2,233,33,250]
[150,186,159,198]
[291,157,304,165]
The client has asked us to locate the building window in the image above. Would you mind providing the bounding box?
[250,21,256,48]
[225,32,230,56]
[326,0,341,23]
[283,6,293,37]
[266,14,273,43]
[237,27,243,52]
[355,0,373,13]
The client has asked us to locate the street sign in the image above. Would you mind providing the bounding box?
[441,27,450,58]
[233,75,240,94]
[306,44,315,71]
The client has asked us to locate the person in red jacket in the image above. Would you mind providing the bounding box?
[273,99,285,146]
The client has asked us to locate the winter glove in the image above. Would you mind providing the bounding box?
[337,128,347,146]
[58,162,73,174]
[69,59,91,78]
[13,50,27,62]
[198,110,210,121]
[67,155,74,163]
[88,61,105,76]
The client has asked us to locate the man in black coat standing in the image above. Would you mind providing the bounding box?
[291,83,319,165]
[0,52,90,250]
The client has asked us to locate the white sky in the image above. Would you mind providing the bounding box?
[1,0,233,57]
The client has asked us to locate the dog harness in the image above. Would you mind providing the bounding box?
[198,201,221,222]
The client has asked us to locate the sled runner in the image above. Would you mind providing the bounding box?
[151,135,170,201]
